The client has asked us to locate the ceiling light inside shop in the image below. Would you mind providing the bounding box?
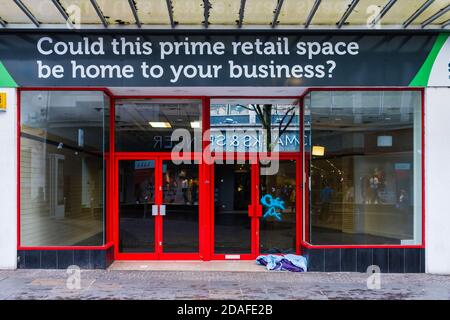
[190,121,201,128]
[149,122,172,128]
[377,135,393,147]
[312,146,325,156]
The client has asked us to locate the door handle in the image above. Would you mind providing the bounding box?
[152,204,158,216]
[248,204,263,218]
[248,204,254,217]
[255,204,263,218]
[159,204,166,216]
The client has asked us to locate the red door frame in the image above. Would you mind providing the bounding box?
[112,96,304,261]
[210,153,259,260]
[209,152,303,261]
[108,96,209,260]
[114,152,203,260]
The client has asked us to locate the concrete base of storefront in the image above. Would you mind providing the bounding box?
[17,247,114,270]
[109,261,267,272]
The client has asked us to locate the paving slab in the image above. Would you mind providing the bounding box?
[0,269,449,300]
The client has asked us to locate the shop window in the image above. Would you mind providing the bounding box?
[115,99,202,152]
[20,90,109,246]
[210,98,300,152]
[305,90,422,245]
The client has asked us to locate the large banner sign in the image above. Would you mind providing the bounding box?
[420,33,450,87]
[0,32,448,87]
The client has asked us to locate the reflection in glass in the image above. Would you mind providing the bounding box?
[210,99,300,152]
[260,160,296,253]
[118,160,155,253]
[214,163,252,254]
[162,161,199,253]
[306,91,422,245]
[115,99,202,152]
[20,91,108,246]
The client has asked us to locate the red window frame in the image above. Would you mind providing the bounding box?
[300,87,426,250]
[17,87,115,251]
[16,87,425,257]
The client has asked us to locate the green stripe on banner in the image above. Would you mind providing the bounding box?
[0,61,18,87]
[410,33,449,87]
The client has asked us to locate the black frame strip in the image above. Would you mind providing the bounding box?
[421,5,450,28]
[337,0,360,28]
[272,0,285,28]
[51,0,73,28]
[13,0,39,27]
[203,0,211,28]
[370,0,397,26]
[403,0,435,28]
[238,0,246,28]
[0,16,7,27]
[90,0,108,28]
[442,19,450,28]
[128,0,141,28]
[305,0,321,28]
[166,0,175,28]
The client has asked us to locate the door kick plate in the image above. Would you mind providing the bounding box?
[225,255,240,260]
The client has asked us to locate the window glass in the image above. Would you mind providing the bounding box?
[20,91,108,246]
[115,99,202,152]
[214,163,252,254]
[260,160,297,253]
[162,161,199,253]
[306,90,422,245]
[118,160,155,253]
[210,98,300,152]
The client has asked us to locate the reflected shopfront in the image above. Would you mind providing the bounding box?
[210,98,301,259]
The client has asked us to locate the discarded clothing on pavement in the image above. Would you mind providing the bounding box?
[256,254,307,272]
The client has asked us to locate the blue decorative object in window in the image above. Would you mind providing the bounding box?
[261,194,285,221]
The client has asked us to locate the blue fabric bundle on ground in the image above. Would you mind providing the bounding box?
[256,254,308,272]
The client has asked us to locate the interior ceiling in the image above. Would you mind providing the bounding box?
[108,86,307,97]
[0,0,448,30]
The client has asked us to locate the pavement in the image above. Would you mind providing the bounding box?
[0,267,450,300]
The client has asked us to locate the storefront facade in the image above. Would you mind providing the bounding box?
[12,85,427,272]
[0,1,449,273]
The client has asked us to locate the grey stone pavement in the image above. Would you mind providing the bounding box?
[0,269,450,300]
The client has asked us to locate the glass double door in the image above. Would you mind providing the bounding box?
[117,157,199,259]
[213,159,299,258]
